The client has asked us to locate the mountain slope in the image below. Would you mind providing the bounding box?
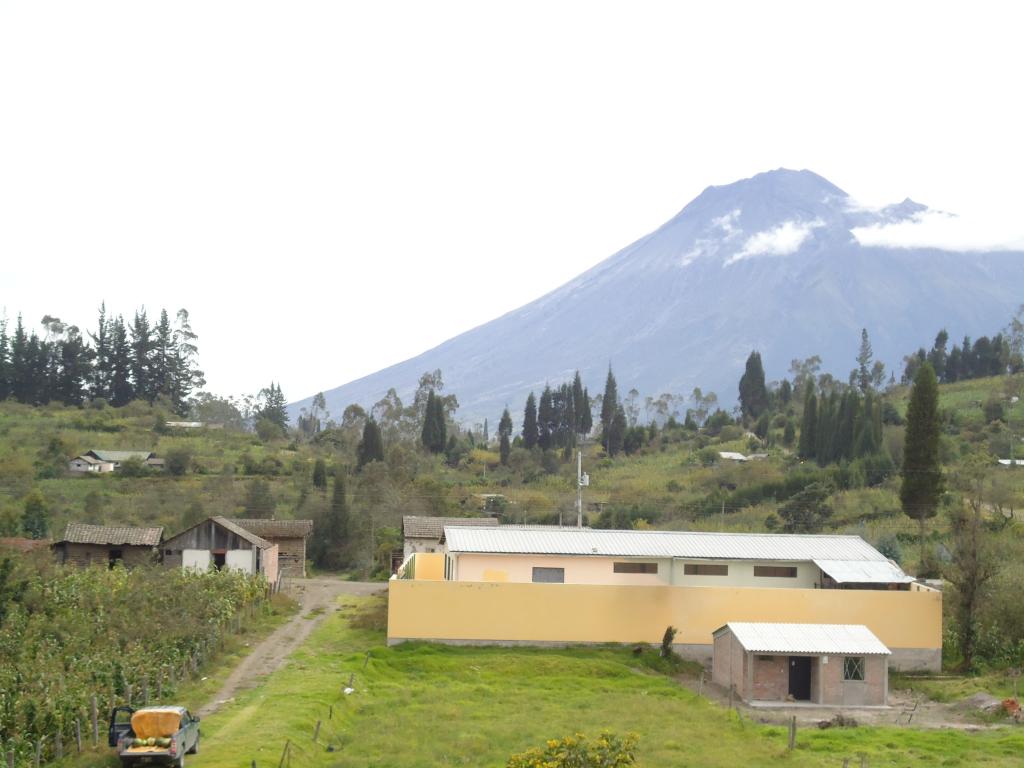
[291,169,1024,425]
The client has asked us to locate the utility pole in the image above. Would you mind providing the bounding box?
[576,444,589,527]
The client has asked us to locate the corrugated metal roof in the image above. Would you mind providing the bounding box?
[230,519,314,538]
[718,623,891,655]
[403,516,499,540]
[85,450,155,462]
[814,559,914,584]
[444,526,891,562]
[59,523,163,547]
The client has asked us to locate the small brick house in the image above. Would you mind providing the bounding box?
[52,523,163,568]
[229,519,313,578]
[712,622,890,707]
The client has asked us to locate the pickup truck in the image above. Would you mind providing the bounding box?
[108,706,201,767]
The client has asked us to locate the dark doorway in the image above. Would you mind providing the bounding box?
[788,656,812,701]
[108,549,123,569]
[213,552,226,570]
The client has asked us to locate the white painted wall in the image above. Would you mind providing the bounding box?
[183,549,211,571]
[226,548,256,573]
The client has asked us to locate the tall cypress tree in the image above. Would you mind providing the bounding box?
[421,390,438,451]
[600,367,619,449]
[109,316,134,406]
[0,317,9,401]
[498,407,513,466]
[537,386,554,451]
[357,417,385,469]
[90,302,111,400]
[901,362,943,569]
[522,392,538,449]
[313,469,350,569]
[738,351,768,420]
[580,387,593,435]
[572,371,585,434]
[798,385,817,460]
[130,309,153,402]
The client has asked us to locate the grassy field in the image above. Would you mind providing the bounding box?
[174,596,1024,768]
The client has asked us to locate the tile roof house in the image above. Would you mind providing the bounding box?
[52,523,164,568]
[401,515,499,559]
[229,519,314,578]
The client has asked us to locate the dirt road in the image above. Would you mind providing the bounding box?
[197,578,385,717]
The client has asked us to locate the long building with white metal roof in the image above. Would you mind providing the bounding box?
[441,525,912,588]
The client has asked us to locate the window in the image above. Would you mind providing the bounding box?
[165,549,173,556]
[532,567,565,583]
[684,563,729,576]
[614,562,658,574]
[843,656,865,681]
[754,565,798,578]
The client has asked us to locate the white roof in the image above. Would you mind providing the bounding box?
[814,559,913,584]
[444,526,893,563]
[718,451,748,461]
[717,622,890,656]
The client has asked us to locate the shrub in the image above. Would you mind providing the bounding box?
[507,731,639,768]
[165,447,193,476]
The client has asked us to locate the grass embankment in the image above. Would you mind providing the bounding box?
[59,591,298,768]
[189,596,1024,768]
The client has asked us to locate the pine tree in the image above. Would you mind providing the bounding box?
[357,417,385,469]
[312,458,328,490]
[600,367,619,449]
[130,309,154,402]
[580,387,593,435]
[313,469,350,569]
[21,489,50,539]
[606,406,627,457]
[522,393,538,449]
[0,317,9,402]
[242,479,276,519]
[498,407,513,466]
[109,316,134,406]
[90,302,111,401]
[856,328,874,393]
[738,351,768,420]
[572,371,585,434]
[421,391,439,451]
[901,362,944,570]
[537,386,554,451]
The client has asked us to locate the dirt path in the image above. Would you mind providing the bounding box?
[197,578,385,717]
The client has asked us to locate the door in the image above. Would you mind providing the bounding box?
[108,706,135,747]
[788,657,811,701]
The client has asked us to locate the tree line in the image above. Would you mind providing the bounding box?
[0,305,205,414]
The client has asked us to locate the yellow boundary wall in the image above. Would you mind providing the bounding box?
[388,580,941,655]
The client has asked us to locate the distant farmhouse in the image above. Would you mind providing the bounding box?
[69,450,164,474]
[52,523,163,568]
[162,517,279,585]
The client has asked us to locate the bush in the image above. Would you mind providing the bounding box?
[165,447,193,476]
[507,731,639,768]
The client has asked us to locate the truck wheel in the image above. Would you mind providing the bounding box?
[176,753,185,768]
[188,734,199,755]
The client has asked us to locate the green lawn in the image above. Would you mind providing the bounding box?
[186,596,1024,768]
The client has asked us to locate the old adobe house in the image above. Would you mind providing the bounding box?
[52,523,163,567]
[229,519,313,578]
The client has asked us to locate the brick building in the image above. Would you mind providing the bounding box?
[229,519,313,578]
[52,523,163,568]
[712,622,890,707]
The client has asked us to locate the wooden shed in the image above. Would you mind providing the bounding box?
[229,519,313,578]
[162,517,279,584]
[52,523,163,568]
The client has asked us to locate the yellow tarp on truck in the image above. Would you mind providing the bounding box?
[130,708,182,740]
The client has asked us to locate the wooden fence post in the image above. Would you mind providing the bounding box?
[126,683,133,707]
[55,729,63,759]
[312,720,321,742]
[91,695,99,745]
[33,738,41,768]
[278,740,290,768]
[787,716,796,751]
[76,719,83,753]
[697,671,704,697]
[6,749,13,768]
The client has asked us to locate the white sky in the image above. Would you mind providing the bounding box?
[2,1,1023,402]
